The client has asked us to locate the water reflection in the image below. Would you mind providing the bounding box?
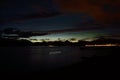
[0,46,113,71]
[29,46,82,68]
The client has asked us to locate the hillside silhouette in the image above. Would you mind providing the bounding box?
[0,37,120,46]
[0,39,32,46]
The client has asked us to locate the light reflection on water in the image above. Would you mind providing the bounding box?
[29,46,82,68]
[0,46,110,69]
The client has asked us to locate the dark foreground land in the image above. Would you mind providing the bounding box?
[0,46,120,78]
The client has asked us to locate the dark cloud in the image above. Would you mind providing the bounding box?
[0,0,60,24]
[54,0,120,25]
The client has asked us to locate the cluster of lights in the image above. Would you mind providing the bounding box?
[85,44,120,47]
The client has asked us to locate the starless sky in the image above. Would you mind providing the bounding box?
[0,0,120,41]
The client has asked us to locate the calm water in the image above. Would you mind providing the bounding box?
[0,46,118,73]
[0,46,82,68]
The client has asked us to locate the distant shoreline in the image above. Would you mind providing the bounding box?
[0,38,120,47]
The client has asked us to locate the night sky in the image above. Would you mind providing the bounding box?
[0,0,120,42]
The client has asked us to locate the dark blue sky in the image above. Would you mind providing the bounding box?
[0,0,59,24]
[1,13,94,31]
[0,0,120,41]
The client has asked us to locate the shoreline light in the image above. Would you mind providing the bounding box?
[85,44,120,47]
